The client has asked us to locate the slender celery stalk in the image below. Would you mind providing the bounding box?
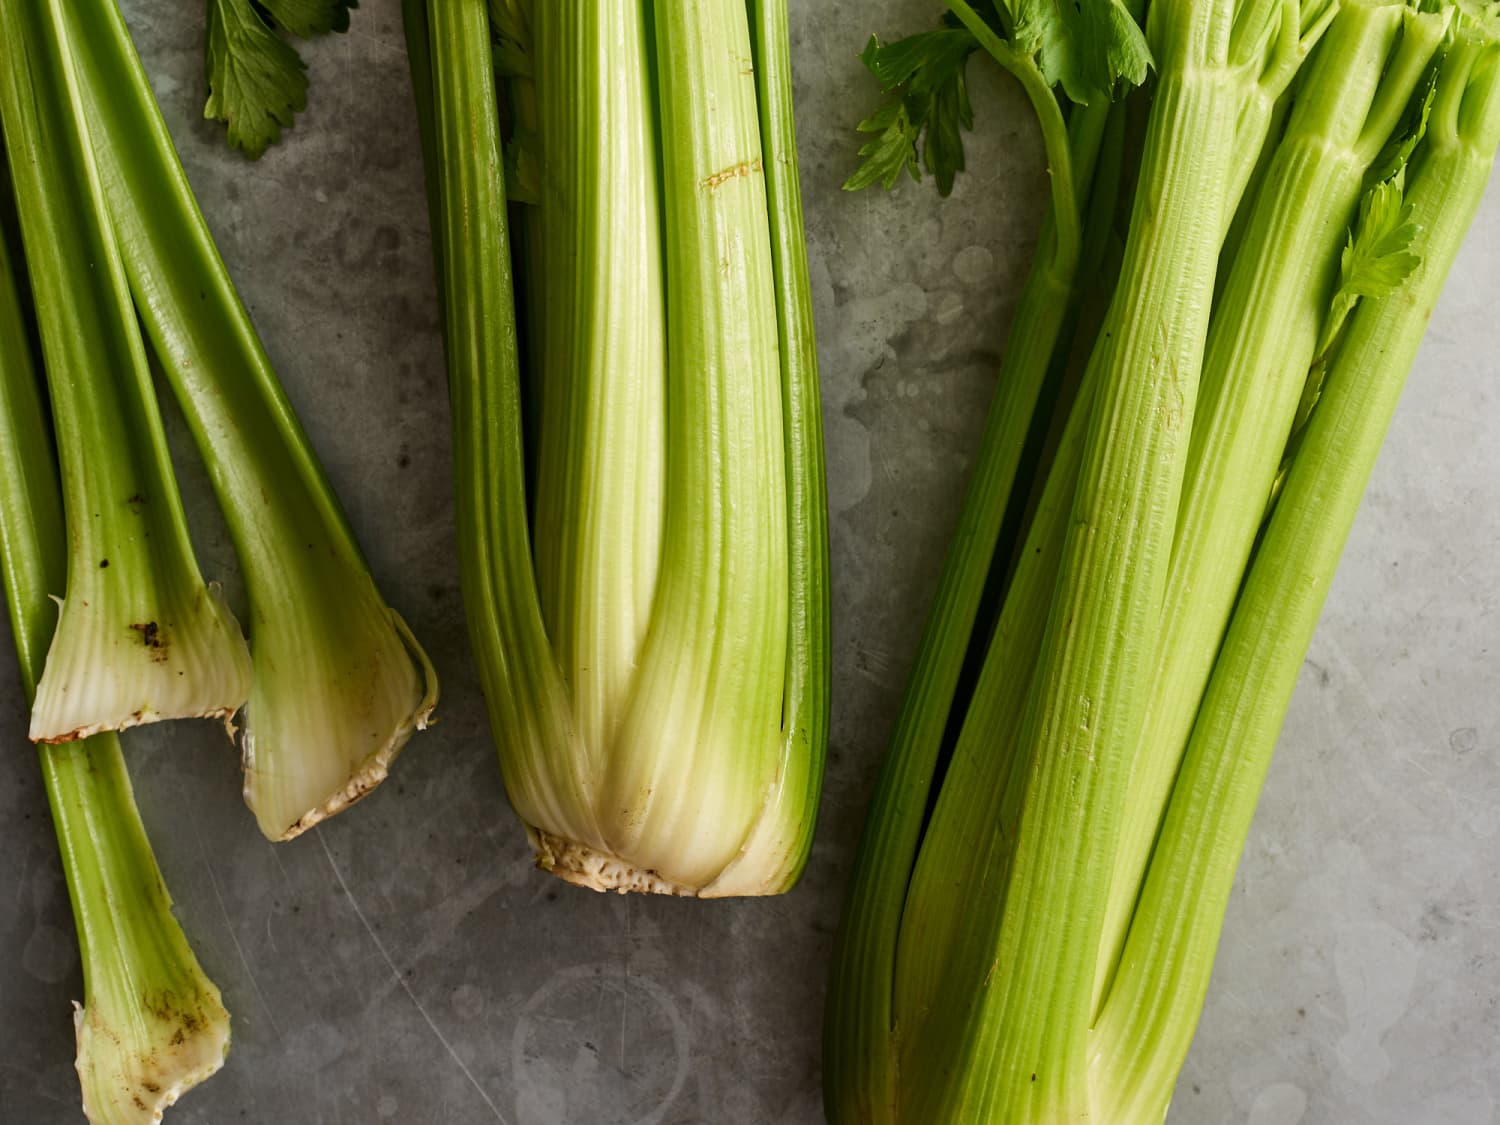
[0,0,251,745]
[1,181,229,1125]
[408,0,583,878]
[711,0,831,895]
[62,0,438,840]
[908,5,1288,1119]
[824,19,1128,1115]
[525,0,667,859]
[892,366,1095,1114]
[1092,29,1500,1120]
[1094,0,1450,1010]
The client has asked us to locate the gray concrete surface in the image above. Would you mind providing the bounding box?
[1,2,1496,1122]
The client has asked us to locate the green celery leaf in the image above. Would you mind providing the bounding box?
[845,30,976,196]
[1272,168,1423,511]
[1001,0,1152,103]
[205,0,309,159]
[1324,171,1421,349]
[844,101,922,192]
[488,0,530,49]
[504,130,541,205]
[257,0,357,38]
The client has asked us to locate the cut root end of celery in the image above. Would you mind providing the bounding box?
[74,990,230,1125]
[528,826,702,896]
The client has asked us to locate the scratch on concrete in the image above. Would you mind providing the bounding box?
[319,833,509,1124]
[195,825,281,1037]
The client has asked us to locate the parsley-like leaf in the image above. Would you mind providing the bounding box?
[999,0,1152,103]
[844,30,977,196]
[205,0,308,160]
[1322,170,1422,357]
[1269,167,1423,511]
[259,0,356,39]
[203,0,357,159]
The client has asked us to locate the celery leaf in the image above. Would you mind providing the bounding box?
[844,31,976,196]
[1271,169,1423,510]
[1327,172,1421,348]
[258,0,356,38]
[203,0,356,159]
[999,0,1152,103]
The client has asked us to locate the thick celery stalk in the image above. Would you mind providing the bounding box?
[1092,31,1500,1121]
[1094,0,1450,1007]
[59,0,437,841]
[1,186,229,1125]
[0,0,251,744]
[904,7,1280,1119]
[406,0,828,896]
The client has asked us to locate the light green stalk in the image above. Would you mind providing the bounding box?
[707,0,831,896]
[406,0,827,896]
[525,0,666,857]
[0,0,251,746]
[63,0,438,840]
[597,0,788,891]
[1,172,229,1125]
[1094,0,1450,1013]
[903,4,1288,1119]
[1092,29,1500,1120]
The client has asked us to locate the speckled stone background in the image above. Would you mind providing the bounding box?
[1,2,1497,1123]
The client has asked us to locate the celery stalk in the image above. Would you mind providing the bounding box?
[59,0,438,840]
[406,0,829,896]
[823,8,1140,1107]
[0,0,251,745]
[526,0,667,851]
[594,0,788,890]
[899,5,1293,1118]
[1093,0,1450,1010]
[1092,29,1500,1120]
[709,0,831,895]
[1,180,229,1125]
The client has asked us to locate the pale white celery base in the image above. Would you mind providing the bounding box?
[29,582,250,743]
[74,990,229,1125]
[243,605,438,841]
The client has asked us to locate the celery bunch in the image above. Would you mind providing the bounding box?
[826,1,1500,1121]
[404,0,828,897]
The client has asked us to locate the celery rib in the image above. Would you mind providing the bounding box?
[60,0,438,840]
[1092,34,1500,1119]
[1,0,251,746]
[1,150,230,1125]
[914,8,1262,1117]
[1093,0,1450,1014]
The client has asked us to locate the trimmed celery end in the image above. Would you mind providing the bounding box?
[1092,31,1500,1121]
[61,0,438,840]
[1093,0,1450,1011]
[2,190,229,1125]
[408,0,828,896]
[0,0,250,745]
